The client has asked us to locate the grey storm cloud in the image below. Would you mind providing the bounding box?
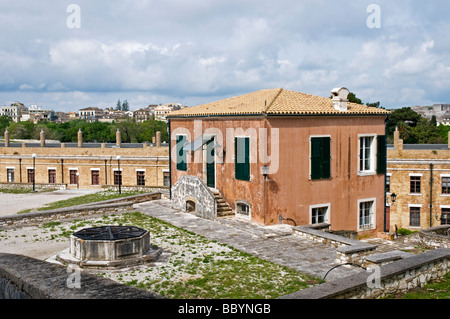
[0,0,450,111]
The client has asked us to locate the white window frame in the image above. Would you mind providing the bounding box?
[357,198,376,231]
[6,167,14,183]
[441,174,450,197]
[408,204,422,228]
[235,200,251,220]
[358,134,377,176]
[309,203,330,225]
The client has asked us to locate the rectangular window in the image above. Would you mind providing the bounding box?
[442,177,450,194]
[441,208,450,225]
[27,169,35,184]
[359,200,374,229]
[114,171,122,185]
[310,137,331,180]
[386,175,391,193]
[69,170,78,185]
[7,169,14,183]
[235,137,250,181]
[91,170,100,185]
[137,171,145,186]
[311,206,329,224]
[176,135,187,171]
[410,206,421,227]
[359,136,374,172]
[48,169,56,184]
[410,176,421,194]
[163,172,170,187]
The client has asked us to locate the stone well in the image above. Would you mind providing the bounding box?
[57,225,162,269]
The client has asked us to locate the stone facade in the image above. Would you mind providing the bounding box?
[0,142,169,189]
[387,131,450,232]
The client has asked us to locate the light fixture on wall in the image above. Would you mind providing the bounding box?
[386,192,397,205]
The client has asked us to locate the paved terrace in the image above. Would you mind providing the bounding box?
[135,200,368,281]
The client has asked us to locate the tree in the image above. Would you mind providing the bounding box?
[0,115,12,134]
[366,101,381,108]
[122,100,129,112]
[116,99,122,111]
[387,107,422,137]
[347,92,362,104]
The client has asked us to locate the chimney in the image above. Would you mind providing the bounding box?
[156,131,161,147]
[116,129,121,147]
[331,87,350,111]
[394,127,403,151]
[4,129,9,147]
[77,129,83,147]
[40,129,45,147]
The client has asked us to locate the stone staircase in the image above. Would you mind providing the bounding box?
[210,189,234,218]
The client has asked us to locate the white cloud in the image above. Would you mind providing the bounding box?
[1,1,450,111]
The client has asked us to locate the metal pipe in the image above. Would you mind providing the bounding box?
[430,163,433,227]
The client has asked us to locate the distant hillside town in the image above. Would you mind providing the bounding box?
[411,104,450,126]
[0,101,187,124]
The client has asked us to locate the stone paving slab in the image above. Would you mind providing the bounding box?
[134,200,366,281]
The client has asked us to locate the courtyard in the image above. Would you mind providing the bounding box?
[0,190,434,299]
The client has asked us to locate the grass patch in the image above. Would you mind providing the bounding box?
[0,187,34,194]
[44,211,322,299]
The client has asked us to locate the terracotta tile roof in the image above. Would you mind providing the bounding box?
[167,88,390,117]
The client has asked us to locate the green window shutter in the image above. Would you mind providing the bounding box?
[321,137,331,179]
[377,135,386,174]
[311,137,331,180]
[176,135,187,171]
[235,137,250,181]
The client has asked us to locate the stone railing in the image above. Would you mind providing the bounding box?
[279,248,450,299]
[0,253,163,299]
[292,226,377,265]
[171,175,217,220]
[0,192,162,228]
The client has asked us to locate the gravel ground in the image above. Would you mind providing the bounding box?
[0,189,102,217]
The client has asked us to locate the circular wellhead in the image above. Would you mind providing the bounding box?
[73,225,147,241]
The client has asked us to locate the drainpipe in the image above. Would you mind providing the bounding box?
[430,163,433,227]
[61,159,64,184]
[168,119,172,200]
[19,158,22,183]
[384,117,389,233]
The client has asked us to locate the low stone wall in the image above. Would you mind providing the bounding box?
[279,248,450,299]
[0,253,163,299]
[102,185,169,194]
[0,192,162,228]
[292,226,377,266]
[419,226,450,249]
[0,183,66,191]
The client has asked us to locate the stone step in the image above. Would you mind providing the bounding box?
[209,188,233,218]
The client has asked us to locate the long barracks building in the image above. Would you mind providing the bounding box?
[0,130,169,191]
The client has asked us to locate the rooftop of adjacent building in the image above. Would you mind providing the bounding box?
[168,88,391,118]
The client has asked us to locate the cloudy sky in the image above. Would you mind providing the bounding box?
[1,0,449,112]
